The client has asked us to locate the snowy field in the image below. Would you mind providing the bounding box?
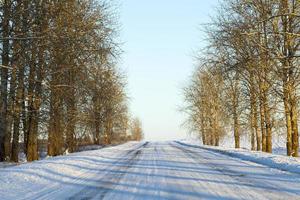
[1,141,300,199]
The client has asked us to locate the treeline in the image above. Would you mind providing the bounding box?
[0,0,137,162]
[184,0,300,156]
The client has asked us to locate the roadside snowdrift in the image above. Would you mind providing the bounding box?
[0,142,141,200]
[177,141,300,174]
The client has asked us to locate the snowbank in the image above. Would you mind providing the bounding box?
[0,144,105,169]
[185,133,297,156]
[0,142,141,200]
[77,144,104,152]
[177,141,300,174]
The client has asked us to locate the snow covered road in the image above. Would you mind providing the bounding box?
[1,141,300,200]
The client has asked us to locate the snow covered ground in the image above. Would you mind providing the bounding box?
[1,141,300,199]
[178,141,300,174]
[185,133,299,156]
[0,144,104,169]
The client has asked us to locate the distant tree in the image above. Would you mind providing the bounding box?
[130,118,143,141]
[183,65,227,146]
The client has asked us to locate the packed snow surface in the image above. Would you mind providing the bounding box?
[1,141,300,199]
[178,141,300,174]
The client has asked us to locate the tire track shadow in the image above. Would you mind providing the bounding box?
[68,142,149,200]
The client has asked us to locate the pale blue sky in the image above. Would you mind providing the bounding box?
[120,1,219,140]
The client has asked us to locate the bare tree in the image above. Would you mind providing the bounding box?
[130,117,144,141]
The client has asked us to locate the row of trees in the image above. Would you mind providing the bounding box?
[184,0,300,156]
[0,0,141,162]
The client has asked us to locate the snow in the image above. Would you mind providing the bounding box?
[77,144,104,152]
[178,141,300,175]
[0,162,19,168]
[0,145,104,169]
[0,152,27,169]
[185,132,299,156]
[1,141,300,199]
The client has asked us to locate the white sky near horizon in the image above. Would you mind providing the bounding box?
[120,1,219,141]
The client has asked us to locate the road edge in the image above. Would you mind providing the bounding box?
[175,141,300,175]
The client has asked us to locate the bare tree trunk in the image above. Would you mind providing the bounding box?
[0,0,10,161]
[26,1,48,161]
[264,94,272,153]
[200,118,206,145]
[250,74,257,151]
[66,87,76,153]
[26,50,39,161]
[26,69,41,161]
[283,85,293,156]
[234,113,240,149]
[261,13,272,153]
[253,99,261,151]
[250,77,255,151]
[48,58,64,156]
[258,71,271,153]
[11,112,21,162]
[259,89,267,152]
[22,87,28,155]
[250,122,256,151]
[215,136,219,146]
[4,67,16,160]
[214,117,220,147]
[95,120,100,144]
[290,91,299,157]
[210,135,214,146]
[11,36,26,162]
[92,95,101,144]
[104,115,113,145]
[48,89,64,156]
[250,71,261,151]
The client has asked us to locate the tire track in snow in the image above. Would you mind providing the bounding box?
[68,142,149,200]
[172,142,300,199]
[169,142,263,199]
